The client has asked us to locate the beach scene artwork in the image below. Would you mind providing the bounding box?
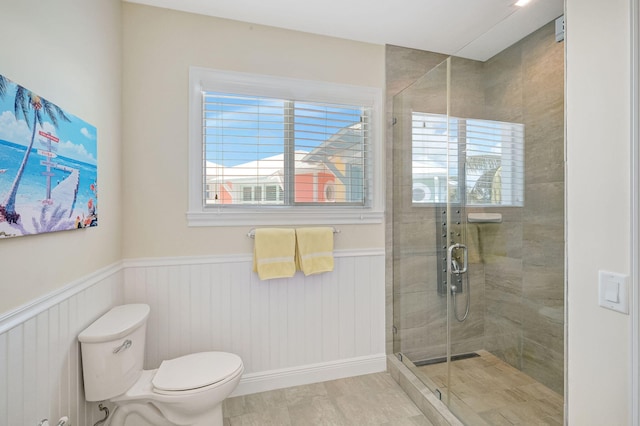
[0,74,97,238]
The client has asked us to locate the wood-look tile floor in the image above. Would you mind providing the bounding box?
[416,350,564,425]
[223,372,434,425]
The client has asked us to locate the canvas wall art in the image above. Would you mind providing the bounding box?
[0,74,97,238]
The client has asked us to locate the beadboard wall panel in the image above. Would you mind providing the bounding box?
[0,250,385,425]
[0,266,123,426]
[123,250,386,395]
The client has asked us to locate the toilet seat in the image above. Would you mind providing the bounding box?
[152,352,243,395]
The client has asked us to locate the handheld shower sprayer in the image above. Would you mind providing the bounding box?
[451,258,461,274]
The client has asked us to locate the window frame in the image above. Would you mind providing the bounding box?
[188,67,384,226]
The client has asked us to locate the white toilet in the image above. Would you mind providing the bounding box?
[78,304,243,426]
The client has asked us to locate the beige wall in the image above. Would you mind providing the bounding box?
[121,3,386,259]
[566,0,632,424]
[0,0,122,314]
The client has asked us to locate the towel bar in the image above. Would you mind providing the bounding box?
[247,227,340,238]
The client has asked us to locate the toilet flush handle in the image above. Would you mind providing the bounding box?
[113,339,132,354]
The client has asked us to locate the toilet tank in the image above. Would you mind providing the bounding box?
[78,304,150,401]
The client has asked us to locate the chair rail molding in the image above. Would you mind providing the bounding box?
[0,261,123,335]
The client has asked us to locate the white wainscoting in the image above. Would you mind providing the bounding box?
[122,249,387,396]
[0,264,123,426]
[0,248,386,425]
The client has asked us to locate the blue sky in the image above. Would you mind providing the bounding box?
[204,92,362,167]
[0,75,97,165]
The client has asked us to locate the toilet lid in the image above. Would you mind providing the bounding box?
[152,352,243,392]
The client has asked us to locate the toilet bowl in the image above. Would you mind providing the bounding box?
[78,304,244,426]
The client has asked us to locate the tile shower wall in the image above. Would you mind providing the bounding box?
[0,267,123,426]
[387,20,564,394]
[483,21,564,394]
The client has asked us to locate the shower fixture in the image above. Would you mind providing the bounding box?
[448,243,470,322]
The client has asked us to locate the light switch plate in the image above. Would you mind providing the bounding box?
[598,270,629,314]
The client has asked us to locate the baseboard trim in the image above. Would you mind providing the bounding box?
[231,353,387,397]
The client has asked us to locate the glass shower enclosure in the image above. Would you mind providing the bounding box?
[391,20,564,425]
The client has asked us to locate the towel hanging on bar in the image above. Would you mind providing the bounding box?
[295,227,335,276]
[252,228,297,280]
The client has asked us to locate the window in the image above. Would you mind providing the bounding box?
[265,185,283,202]
[412,112,524,206]
[203,93,367,206]
[242,186,253,202]
[188,68,384,226]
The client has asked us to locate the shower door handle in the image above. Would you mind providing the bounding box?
[447,243,468,275]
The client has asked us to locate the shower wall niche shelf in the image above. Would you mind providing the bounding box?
[467,213,502,223]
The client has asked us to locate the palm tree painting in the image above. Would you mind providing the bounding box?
[0,74,98,238]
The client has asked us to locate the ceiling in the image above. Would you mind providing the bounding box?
[124,0,563,61]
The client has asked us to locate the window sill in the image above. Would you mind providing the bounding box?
[187,209,384,227]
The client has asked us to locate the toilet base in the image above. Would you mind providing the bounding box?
[106,366,241,426]
[109,402,223,426]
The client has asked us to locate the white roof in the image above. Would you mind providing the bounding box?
[206,151,322,183]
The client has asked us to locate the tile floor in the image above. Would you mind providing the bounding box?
[223,351,563,425]
[416,350,564,425]
[222,372,434,425]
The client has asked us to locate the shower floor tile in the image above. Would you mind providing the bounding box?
[416,350,563,425]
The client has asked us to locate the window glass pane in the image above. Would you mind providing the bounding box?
[204,92,285,206]
[294,102,367,205]
[203,92,368,207]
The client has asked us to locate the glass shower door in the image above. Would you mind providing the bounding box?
[392,55,502,412]
[392,20,564,425]
[392,57,455,402]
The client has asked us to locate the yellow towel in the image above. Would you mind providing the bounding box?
[295,227,334,276]
[252,228,297,280]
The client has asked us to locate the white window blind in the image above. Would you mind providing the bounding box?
[412,112,524,206]
[203,92,369,207]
